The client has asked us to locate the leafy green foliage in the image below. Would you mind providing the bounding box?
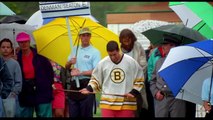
[2,2,39,18]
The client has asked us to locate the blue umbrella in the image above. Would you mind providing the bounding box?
[158,40,213,105]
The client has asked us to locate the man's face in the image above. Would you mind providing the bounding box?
[0,41,13,57]
[18,41,30,51]
[80,33,91,47]
[121,37,132,46]
[120,37,133,51]
[108,50,121,63]
[162,43,176,55]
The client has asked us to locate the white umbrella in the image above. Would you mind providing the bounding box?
[158,40,213,105]
[130,20,175,49]
[131,20,174,34]
[0,23,36,49]
[26,10,99,29]
[25,10,43,29]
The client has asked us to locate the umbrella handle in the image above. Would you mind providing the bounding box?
[66,17,73,49]
[13,28,16,55]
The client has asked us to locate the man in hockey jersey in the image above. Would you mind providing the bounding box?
[80,40,145,117]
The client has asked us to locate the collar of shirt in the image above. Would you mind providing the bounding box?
[79,45,92,50]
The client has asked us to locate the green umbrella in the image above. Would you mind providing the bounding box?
[193,21,213,39]
[141,24,206,45]
[0,2,16,15]
[169,2,213,39]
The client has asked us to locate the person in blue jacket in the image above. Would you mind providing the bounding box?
[0,55,13,117]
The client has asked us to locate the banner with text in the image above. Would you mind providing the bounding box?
[39,1,91,19]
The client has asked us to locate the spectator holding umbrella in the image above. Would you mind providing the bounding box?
[65,27,101,117]
[149,34,186,117]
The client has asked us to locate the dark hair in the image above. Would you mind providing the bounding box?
[107,40,119,52]
[119,29,137,43]
[0,38,13,48]
[162,34,182,46]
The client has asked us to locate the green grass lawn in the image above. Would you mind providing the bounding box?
[94,92,101,117]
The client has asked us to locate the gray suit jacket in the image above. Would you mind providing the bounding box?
[150,57,173,97]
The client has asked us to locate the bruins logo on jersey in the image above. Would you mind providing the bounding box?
[110,68,125,83]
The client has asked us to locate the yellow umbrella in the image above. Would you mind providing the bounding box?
[33,16,119,68]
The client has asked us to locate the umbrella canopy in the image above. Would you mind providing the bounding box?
[0,15,27,24]
[26,10,99,29]
[158,40,213,105]
[169,2,213,39]
[130,20,174,49]
[33,16,119,68]
[131,20,174,33]
[141,24,207,45]
[0,23,36,49]
[25,10,43,29]
[0,2,15,15]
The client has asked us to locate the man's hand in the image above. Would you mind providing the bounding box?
[203,101,211,113]
[71,68,81,76]
[155,90,164,101]
[79,88,90,95]
[65,57,76,69]
[70,57,76,64]
[10,92,16,98]
[124,93,135,98]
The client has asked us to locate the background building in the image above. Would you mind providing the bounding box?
[106,2,213,50]
[106,2,181,50]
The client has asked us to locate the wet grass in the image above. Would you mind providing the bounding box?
[94,92,101,117]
